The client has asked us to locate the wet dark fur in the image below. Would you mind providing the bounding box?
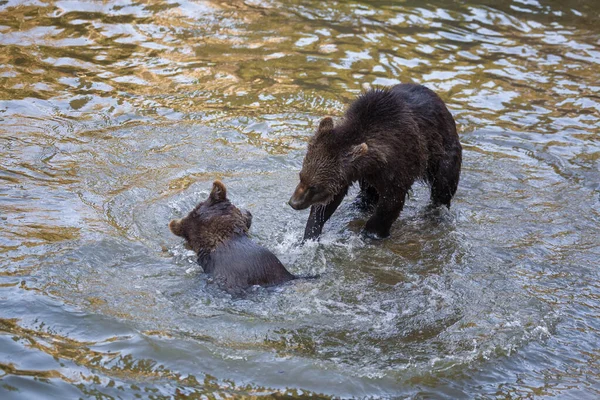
[198,235,293,290]
[170,181,295,292]
[289,83,462,240]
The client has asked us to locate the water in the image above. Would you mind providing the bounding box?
[1,0,599,398]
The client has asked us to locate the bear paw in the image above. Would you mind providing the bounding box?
[361,229,388,240]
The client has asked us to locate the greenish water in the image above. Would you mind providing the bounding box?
[1,0,599,398]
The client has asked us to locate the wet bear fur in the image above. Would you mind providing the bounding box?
[289,83,462,240]
[169,181,295,291]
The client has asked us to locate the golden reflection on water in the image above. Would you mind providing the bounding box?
[1,0,598,135]
[0,316,327,398]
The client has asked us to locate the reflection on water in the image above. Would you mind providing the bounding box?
[1,0,599,398]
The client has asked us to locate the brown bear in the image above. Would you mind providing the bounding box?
[288,83,462,240]
[169,181,295,291]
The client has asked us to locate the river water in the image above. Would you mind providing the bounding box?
[1,0,599,398]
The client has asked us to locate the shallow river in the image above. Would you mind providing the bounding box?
[1,0,600,398]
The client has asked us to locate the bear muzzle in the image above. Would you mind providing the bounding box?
[288,184,312,210]
[169,219,184,237]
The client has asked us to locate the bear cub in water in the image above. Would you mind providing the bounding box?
[169,181,295,291]
[289,83,462,240]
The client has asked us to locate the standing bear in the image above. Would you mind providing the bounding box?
[288,83,462,240]
[170,181,295,291]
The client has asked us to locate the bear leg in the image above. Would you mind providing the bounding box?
[303,187,347,241]
[362,190,406,239]
[428,151,461,208]
[354,180,379,212]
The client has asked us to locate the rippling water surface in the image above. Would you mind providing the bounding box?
[1,0,599,398]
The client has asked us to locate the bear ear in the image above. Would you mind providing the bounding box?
[348,142,369,161]
[209,180,227,202]
[316,117,334,135]
[169,219,184,237]
[241,209,252,230]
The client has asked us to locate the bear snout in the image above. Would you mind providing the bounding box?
[169,219,184,237]
[288,183,312,210]
[288,196,309,210]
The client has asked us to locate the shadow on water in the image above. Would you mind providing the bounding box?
[1,0,600,398]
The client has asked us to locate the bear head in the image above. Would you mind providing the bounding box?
[169,181,252,255]
[289,117,369,210]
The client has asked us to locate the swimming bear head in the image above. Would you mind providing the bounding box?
[169,180,252,255]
